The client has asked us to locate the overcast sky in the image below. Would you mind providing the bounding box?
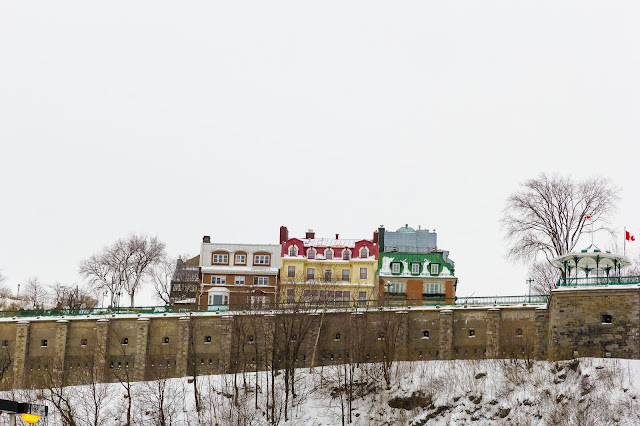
[1,1,639,303]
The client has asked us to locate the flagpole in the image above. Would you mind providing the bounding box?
[624,226,626,256]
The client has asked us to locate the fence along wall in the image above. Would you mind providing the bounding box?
[0,286,636,390]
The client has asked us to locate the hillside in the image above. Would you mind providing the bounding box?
[1,358,638,425]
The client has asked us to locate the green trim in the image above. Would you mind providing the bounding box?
[379,252,454,276]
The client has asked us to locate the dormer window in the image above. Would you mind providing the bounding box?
[359,247,368,258]
[234,253,247,265]
[325,248,333,260]
[391,263,401,274]
[342,249,351,260]
[411,263,420,274]
[289,245,298,256]
[254,254,271,265]
[430,263,439,275]
[212,253,229,264]
[308,248,316,260]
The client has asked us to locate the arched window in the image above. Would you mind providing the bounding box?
[308,248,316,259]
[289,245,298,256]
[342,249,351,260]
[325,248,333,260]
[359,247,369,258]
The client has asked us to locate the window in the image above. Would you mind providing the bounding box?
[234,276,245,285]
[121,338,129,345]
[288,266,296,278]
[81,338,88,346]
[342,269,350,281]
[516,328,523,337]
[359,247,368,258]
[1,340,8,348]
[423,330,430,339]
[386,282,405,294]
[468,329,476,338]
[325,249,333,260]
[335,333,341,341]
[324,270,332,282]
[424,283,444,295]
[212,253,228,264]
[411,263,420,274]
[254,276,269,286]
[205,335,212,344]
[342,249,351,260]
[248,336,254,344]
[307,249,316,259]
[288,245,298,256]
[41,339,48,347]
[208,293,228,305]
[211,275,226,284]
[430,263,440,275]
[392,263,401,274]
[358,291,367,302]
[602,314,613,324]
[307,268,315,280]
[360,267,368,279]
[287,289,295,303]
[235,254,246,265]
[254,254,271,265]
[163,337,169,344]
[378,332,385,340]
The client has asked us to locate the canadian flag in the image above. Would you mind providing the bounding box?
[585,215,592,220]
[626,231,636,242]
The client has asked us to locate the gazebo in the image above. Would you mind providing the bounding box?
[551,244,636,287]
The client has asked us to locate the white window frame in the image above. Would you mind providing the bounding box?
[360,267,368,279]
[392,263,401,274]
[387,282,405,294]
[234,276,245,285]
[342,249,351,260]
[325,248,333,260]
[359,247,368,258]
[424,283,444,294]
[253,276,269,286]
[324,269,332,282]
[411,263,420,274]
[288,245,298,256]
[235,254,246,264]
[212,254,228,264]
[211,275,226,284]
[430,263,439,275]
[254,254,271,265]
[307,248,316,259]
[306,267,315,280]
[287,265,296,278]
[342,269,350,281]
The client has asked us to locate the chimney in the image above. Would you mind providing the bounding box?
[335,233,339,239]
[203,235,211,243]
[279,226,289,244]
[306,229,315,239]
[373,230,378,244]
[378,226,385,252]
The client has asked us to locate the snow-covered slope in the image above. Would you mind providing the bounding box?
[2,358,639,425]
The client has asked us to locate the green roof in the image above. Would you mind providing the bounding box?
[378,251,454,274]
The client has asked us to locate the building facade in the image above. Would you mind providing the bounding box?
[378,225,457,303]
[198,236,281,309]
[169,255,200,305]
[279,226,379,305]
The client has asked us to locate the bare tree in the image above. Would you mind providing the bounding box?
[50,283,98,309]
[80,234,166,307]
[24,276,49,309]
[502,173,619,272]
[527,261,560,294]
[149,257,175,305]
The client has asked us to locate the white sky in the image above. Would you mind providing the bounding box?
[1,1,639,303]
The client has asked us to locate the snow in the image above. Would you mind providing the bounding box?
[5,358,639,425]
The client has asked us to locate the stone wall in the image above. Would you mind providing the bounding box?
[0,286,638,389]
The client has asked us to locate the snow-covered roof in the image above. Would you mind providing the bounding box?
[200,266,279,275]
[304,238,358,248]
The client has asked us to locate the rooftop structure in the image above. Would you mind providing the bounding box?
[551,244,637,286]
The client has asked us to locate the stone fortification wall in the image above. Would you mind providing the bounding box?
[0,286,637,389]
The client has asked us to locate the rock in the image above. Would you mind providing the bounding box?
[498,408,511,418]
[469,395,483,404]
[475,372,487,379]
[388,391,433,410]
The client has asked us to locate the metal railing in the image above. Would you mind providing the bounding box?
[557,275,640,287]
[0,295,550,318]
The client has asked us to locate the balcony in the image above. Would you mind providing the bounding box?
[557,275,640,287]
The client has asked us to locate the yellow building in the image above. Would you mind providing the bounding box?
[279,228,379,305]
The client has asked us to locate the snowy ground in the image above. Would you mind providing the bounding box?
[2,358,640,425]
